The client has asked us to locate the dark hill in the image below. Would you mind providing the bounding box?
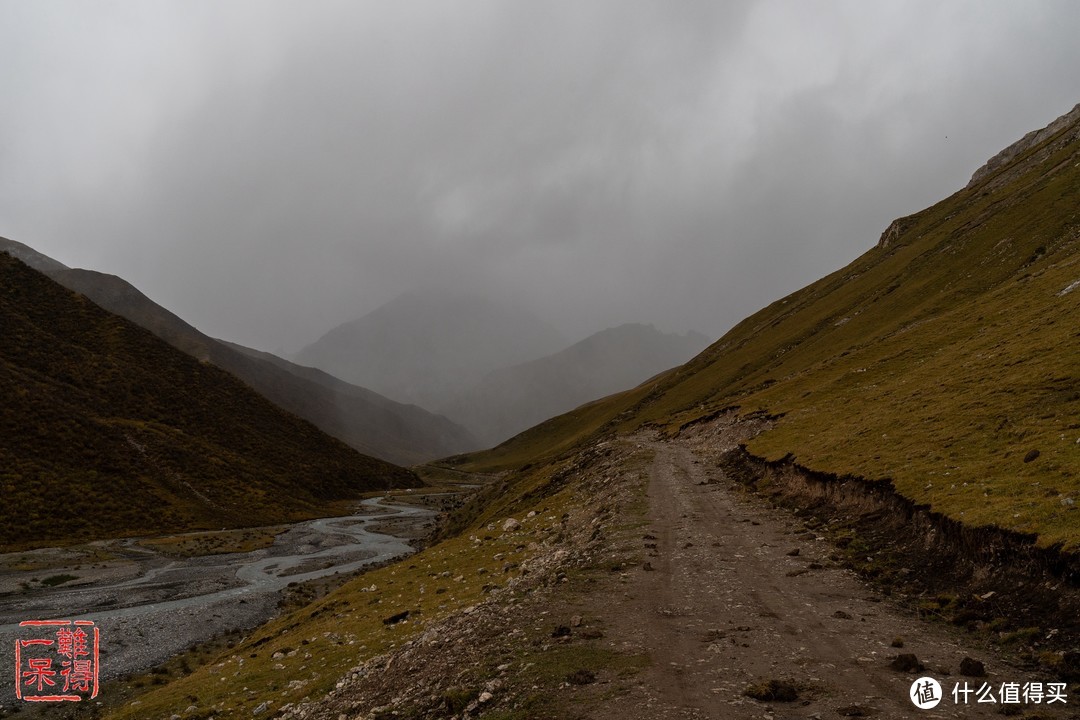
[0,254,418,551]
[219,339,479,462]
[0,238,477,465]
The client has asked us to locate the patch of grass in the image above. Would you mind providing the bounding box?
[522,643,646,687]
[745,678,800,702]
[138,525,285,557]
[999,626,1043,646]
[441,686,479,714]
[39,573,78,586]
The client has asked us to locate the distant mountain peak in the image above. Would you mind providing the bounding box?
[444,322,711,445]
[296,289,566,410]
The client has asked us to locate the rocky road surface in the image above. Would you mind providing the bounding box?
[244,422,1076,719]
[590,433,1071,719]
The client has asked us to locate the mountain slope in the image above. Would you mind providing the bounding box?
[444,323,710,445]
[220,340,479,462]
[457,102,1080,548]
[295,290,566,411]
[0,238,477,465]
[0,254,418,551]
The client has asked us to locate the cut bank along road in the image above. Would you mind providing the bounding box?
[589,432,1069,719]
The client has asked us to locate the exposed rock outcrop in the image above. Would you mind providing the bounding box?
[966,102,1080,189]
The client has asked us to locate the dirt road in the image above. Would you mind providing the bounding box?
[227,425,1074,720]
[590,436,1070,719]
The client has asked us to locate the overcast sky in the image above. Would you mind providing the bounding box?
[2,1,1079,354]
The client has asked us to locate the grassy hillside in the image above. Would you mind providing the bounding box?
[0,255,418,551]
[458,104,1080,548]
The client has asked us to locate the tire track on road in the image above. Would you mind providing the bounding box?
[589,434,1069,719]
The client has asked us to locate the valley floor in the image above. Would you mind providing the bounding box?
[0,498,435,712]
[275,419,1075,719]
[86,419,1075,719]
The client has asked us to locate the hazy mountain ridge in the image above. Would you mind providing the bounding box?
[444,323,711,446]
[0,253,418,551]
[295,290,567,411]
[0,238,477,465]
[221,340,479,461]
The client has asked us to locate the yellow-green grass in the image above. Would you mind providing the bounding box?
[0,544,116,573]
[443,382,654,475]
[104,441,652,719]
[106,527,529,717]
[744,249,1079,544]
[137,525,287,558]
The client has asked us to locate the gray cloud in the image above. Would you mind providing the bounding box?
[2,0,1079,354]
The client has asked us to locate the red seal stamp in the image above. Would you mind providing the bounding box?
[14,620,100,702]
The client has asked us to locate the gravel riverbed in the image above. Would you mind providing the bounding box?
[0,497,434,707]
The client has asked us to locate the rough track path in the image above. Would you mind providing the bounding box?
[589,436,1069,719]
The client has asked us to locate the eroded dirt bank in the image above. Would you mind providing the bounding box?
[591,418,1076,718]
[709,422,1080,671]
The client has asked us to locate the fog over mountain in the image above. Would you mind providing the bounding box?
[2,2,1080,357]
[296,290,566,412]
[445,323,712,446]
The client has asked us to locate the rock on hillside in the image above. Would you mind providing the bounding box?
[966,102,1080,189]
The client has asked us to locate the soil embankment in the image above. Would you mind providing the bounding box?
[590,426,1074,718]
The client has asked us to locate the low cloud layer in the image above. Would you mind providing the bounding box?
[3,1,1079,353]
